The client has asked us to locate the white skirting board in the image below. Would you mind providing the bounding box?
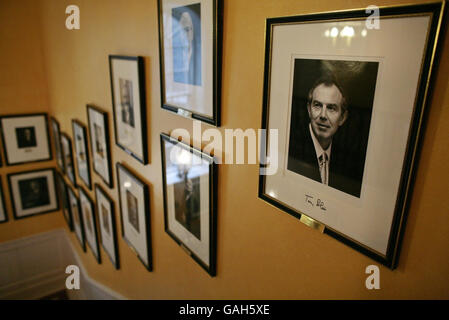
[0,229,127,300]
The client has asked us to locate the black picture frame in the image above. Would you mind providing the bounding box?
[157,0,223,126]
[258,2,446,269]
[160,133,218,276]
[87,105,113,188]
[8,168,60,220]
[72,120,92,190]
[116,163,152,271]
[55,171,73,231]
[67,185,86,252]
[95,183,120,270]
[0,176,8,224]
[50,117,65,172]
[79,186,101,264]
[61,133,77,186]
[109,55,149,165]
[0,113,52,166]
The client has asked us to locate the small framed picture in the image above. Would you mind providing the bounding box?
[116,163,152,271]
[0,177,8,224]
[50,117,65,172]
[8,168,59,219]
[60,133,76,186]
[72,120,92,189]
[160,133,217,276]
[157,0,223,126]
[67,186,86,251]
[0,113,52,165]
[55,171,73,231]
[87,105,113,188]
[109,55,148,164]
[95,184,120,269]
[79,187,101,263]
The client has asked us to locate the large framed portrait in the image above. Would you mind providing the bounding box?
[72,120,92,189]
[87,105,113,188]
[160,133,217,276]
[79,187,101,263]
[259,3,445,268]
[55,171,73,231]
[8,168,59,219]
[60,133,76,186]
[95,184,120,269]
[0,113,52,165]
[116,163,152,271]
[67,186,86,251]
[50,117,65,172]
[157,0,223,126]
[109,55,148,164]
[0,177,8,224]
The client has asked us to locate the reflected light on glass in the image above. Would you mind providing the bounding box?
[124,182,131,188]
[324,29,330,37]
[340,26,354,37]
[330,27,339,38]
[268,190,277,198]
[176,149,192,165]
[361,29,368,37]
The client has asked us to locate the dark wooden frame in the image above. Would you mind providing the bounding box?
[67,186,86,252]
[61,133,77,186]
[109,55,149,164]
[7,168,60,220]
[116,162,152,271]
[79,186,101,264]
[160,133,218,276]
[0,176,8,224]
[72,120,92,190]
[95,183,120,270]
[157,0,223,127]
[258,2,446,269]
[56,171,73,231]
[0,113,52,166]
[87,105,113,188]
[50,117,65,172]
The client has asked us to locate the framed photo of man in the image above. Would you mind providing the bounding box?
[50,117,65,172]
[61,133,76,186]
[160,133,217,276]
[116,163,152,271]
[95,184,120,269]
[0,177,8,224]
[0,113,52,165]
[8,168,59,219]
[87,105,113,188]
[67,186,86,252]
[55,171,73,231]
[258,3,445,269]
[109,55,148,164]
[79,187,101,263]
[72,120,92,189]
[157,0,222,126]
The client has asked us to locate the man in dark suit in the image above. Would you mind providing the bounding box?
[288,76,363,197]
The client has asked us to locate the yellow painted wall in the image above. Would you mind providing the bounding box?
[2,0,449,299]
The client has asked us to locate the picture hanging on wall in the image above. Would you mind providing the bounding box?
[87,105,113,188]
[160,133,217,276]
[0,176,7,224]
[95,183,120,269]
[67,186,86,251]
[258,2,446,269]
[109,55,148,164]
[116,163,152,271]
[79,187,101,264]
[61,133,76,186]
[50,117,65,172]
[72,120,92,189]
[157,0,223,126]
[8,168,59,220]
[0,113,52,166]
[55,171,73,231]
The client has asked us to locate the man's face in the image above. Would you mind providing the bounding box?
[307,83,347,146]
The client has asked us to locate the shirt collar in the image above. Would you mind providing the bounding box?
[309,123,331,161]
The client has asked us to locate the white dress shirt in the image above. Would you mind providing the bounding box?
[309,124,331,185]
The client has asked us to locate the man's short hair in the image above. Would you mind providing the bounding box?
[307,75,348,113]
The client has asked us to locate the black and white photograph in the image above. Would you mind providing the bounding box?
[68,186,85,251]
[79,187,101,263]
[8,168,59,219]
[109,55,148,164]
[116,163,152,271]
[72,120,92,189]
[0,177,7,224]
[160,133,217,276]
[258,4,445,268]
[87,105,113,188]
[0,113,52,165]
[61,133,76,186]
[95,184,120,269]
[56,171,73,231]
[50,117,65,172]
[158,0,222,126]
